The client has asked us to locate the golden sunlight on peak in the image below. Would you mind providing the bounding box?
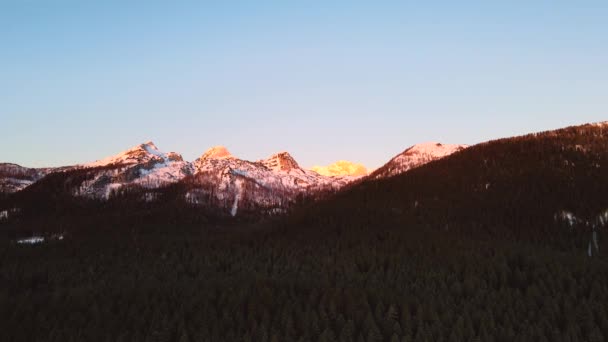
[201,146,233,160]
[311,160,368,177]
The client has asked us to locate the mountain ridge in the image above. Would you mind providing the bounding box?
[0,139,468,216]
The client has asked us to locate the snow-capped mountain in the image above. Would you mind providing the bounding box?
[311,161,368,177]
[1,142,361,213]
[76,141,193,198]
[0,140,466,216]
[369,142,468,179]
[192,146,352,190]
[85,141,186,168]
[188,146,354,215]
[0,142,192,198]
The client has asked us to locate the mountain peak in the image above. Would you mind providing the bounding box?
[200,146,233,160]
[369,141,468,179]
[141,140,158,150]
[261,152,300,172]
[311,160,368,177]
[85,141,170,167]
[404,142,468,156]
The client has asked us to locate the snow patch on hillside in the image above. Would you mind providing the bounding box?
[231,179,244,217]
[138,160,192,186]
[17,236,45,244]
[372,142,468,179]
[16,233,64,245]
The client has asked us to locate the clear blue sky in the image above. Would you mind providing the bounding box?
[1,1,606,168]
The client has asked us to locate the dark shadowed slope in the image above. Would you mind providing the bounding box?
[291,122,608,247]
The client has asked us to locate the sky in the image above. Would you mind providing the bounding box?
[1,1,607,169]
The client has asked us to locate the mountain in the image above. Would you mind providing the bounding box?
[368,142,468,179]
[187,147,354,216]
[0,136,471,217]
[85,141,186,167]
[76,141,193,198]
[2,140,469,203]
[0,163,73,195]
[1,142,193,200]
[310,160,368,177]
[0,163,47,194]
[82,144,359,206]
[294,122,608,247]
[0,143,363,217]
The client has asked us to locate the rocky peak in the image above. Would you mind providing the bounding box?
[141,141,158,149]
[85,141,168,167]
[260,152,300,172]
[166,152,184,162]
[200,146,233,161]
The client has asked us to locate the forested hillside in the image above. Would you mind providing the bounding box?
[2,217,608,341]
[293,123,608,249]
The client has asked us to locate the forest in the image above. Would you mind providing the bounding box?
[1,123,608,341]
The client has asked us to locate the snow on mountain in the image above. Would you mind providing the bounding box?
[76,142,193,198]
[0,164,38,193]
[255,152,356,189]
[1,139,468,215]
[189,147,356,214]
[0,163,70,194]
[369,142,468,179]
[193,147,342,189]
[84,141,182,167]
[591,121,608,128]
[311,160,368,177]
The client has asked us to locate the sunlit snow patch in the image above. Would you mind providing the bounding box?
[15,233,64,245]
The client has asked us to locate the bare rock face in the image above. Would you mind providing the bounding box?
[260,152,300,172]
[166,152,184,162]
